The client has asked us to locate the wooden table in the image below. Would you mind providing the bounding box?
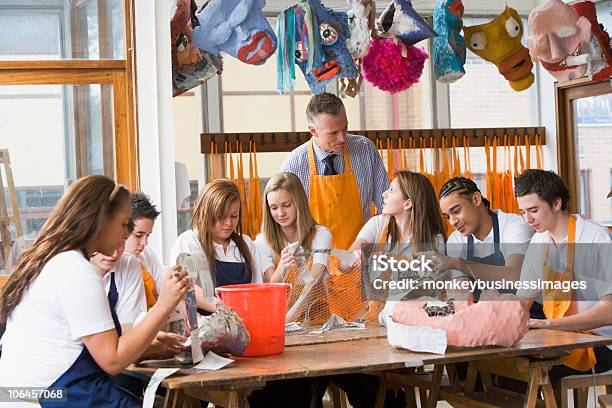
[129,329,612,408]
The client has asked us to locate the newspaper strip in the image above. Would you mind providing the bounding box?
[142,368,180,408]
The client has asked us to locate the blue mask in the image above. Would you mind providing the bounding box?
[277,0,357,94]
[376,0,436,46]
[192,0,277,65]
[433,0,466,83]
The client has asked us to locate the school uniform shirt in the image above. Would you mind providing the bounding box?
[357,214,447,250]
[446,210,534,260]
[139,245,167,295]
[102,254,147,327]
[254,225,333,271]
[517,215,612,344]
[280,134,389,220]
[169,229,264,283]
[358,215,447,324]
[0,251,115,390]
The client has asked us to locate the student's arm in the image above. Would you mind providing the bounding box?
[461,253,524,282]
[82,269,189,375]
[194,284,217,312]
[528,294,612,331]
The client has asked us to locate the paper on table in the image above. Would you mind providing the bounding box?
[386,318,447,354]
[194,351,234,370]
[142,368,180,408]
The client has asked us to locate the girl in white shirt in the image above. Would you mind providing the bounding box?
[350,170,447,257]
[255,172,332,323]
[170,179,265,297]
[0,175,189,407]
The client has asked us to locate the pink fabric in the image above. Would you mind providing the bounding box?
[362,38,428,94]
[391,291,529,347]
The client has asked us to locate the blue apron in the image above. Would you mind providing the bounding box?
[467,212,545,319]
[214,260,252,287]
[41,251,141,408]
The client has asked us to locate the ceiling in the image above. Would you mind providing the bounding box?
[263,0,543,15]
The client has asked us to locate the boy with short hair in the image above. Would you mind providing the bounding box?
[515,169,612,379]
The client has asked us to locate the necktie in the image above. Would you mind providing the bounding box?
[322,154,337,175]
[108,272,122,336]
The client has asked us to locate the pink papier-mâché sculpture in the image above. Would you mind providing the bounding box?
[391,290,529,347]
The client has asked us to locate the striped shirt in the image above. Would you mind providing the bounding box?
[280,134,389,220]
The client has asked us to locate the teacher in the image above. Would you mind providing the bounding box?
[280,92,389,251]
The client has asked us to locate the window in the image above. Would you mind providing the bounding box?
[0,0,137,268]
[557,79,612,225]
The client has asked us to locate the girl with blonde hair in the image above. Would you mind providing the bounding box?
[257,172,332,280]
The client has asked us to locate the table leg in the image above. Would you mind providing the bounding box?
[525,367,540,408]
[163,389,183,408]
[425,365,444,408]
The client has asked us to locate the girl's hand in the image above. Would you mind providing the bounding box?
[148,331,188,358]
[278,244,297,271]
[157,266,190,312]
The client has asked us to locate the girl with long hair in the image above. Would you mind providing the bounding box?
[255,172,332,323]
[350,170,446,255]
[170,179,266,293]
[0,175,189,407]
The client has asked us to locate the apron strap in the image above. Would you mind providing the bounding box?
[308,138,318,176]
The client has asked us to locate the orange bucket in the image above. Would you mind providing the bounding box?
[216,283,291,356]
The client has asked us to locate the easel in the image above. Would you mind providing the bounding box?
[0,149,22,267]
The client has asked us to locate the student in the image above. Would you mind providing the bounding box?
[437,177,546,317]
[339,170,446,408]
[255,172,332,323]
[124,192,166,309]
[515,169,612,380]
[170,179,266,290]
[438,177,534,281]
[92,244,186,360]
[92,243,146,334]
[0,175,189,407]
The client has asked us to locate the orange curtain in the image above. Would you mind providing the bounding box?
[247,141,262,239]
[234,142,250,236]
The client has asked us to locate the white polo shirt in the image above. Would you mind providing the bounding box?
[170,229,264,283]
[255,225,333,271]
[102,254,147,327]
[446,210,534,260]
[517,215,612,343]
[0,251,115,391]
[138,245,167,295]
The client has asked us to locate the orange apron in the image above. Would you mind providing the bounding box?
[542,216,596,371]
[141,264,157,310]
[307,138,367,320]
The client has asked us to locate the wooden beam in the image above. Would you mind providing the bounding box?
[201,127,546,154]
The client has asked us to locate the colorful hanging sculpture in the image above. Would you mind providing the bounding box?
[526,0,592,83]
[346,0,373,58]
[376,0,436,45]
[463,7,534,92]
[432,0,466,83]
[362,38,428,94]
[571,1,612,82]
[192,0,277,66]
[171,0,222,96]
[276,0,358,95]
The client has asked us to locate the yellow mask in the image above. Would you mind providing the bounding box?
[463,6,534,91]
